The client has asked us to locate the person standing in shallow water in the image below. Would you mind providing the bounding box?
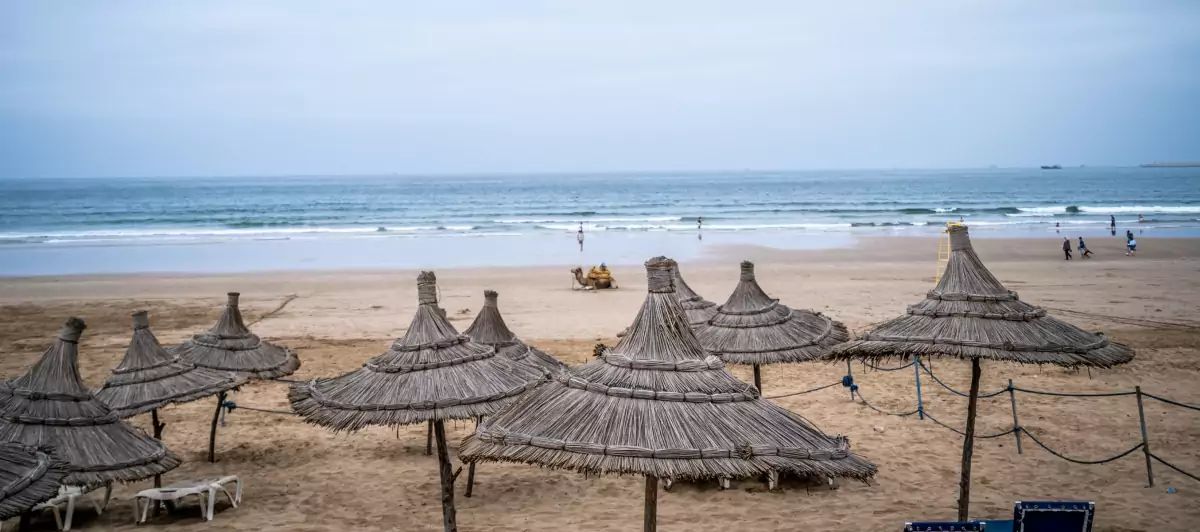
[1062,237,1072,260]
[1078,236,1093,258]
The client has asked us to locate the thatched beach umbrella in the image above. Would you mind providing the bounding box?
[289,272,548,532]
[96,311,243,484]
[616,263,716,337]
[464,290,566,375]
[695,261,848,392]
[0,443,68,522]
[830,225,1134,521]
[176,292,299,462]
[461,257,875,532]
[668,264,718,327]
[0,318,180,487]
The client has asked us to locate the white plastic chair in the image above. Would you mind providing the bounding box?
[33,484,112,531]
[133,475,242,524]
[134,482,211,524]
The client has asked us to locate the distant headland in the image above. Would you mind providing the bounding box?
[1140,162,1200,168]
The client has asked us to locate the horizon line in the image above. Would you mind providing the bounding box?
[0,164,1166,181]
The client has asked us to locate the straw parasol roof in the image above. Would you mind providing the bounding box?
[290,272,548,532]
[289,273,549,431]
[461,257,874,530]
[97,311,244,419]
[0,443,68,520]
[0,318,180,486]
[616,263,716,338]
[698,261,848,365]
[829,224,1133,521]
[176,292,300,380]
[670,265,718,327]
[694,261,848,391]
[464,290,566,375]
[830,226,1134,367]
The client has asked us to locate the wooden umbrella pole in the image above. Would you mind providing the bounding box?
[644,475,658,532]
[152,408,165,487]
[426,420,434,456]
[433,419,458,532]
[753,364,762,392]
[957,359,982,522]
[208,391,227,463]
[465,416,481,498]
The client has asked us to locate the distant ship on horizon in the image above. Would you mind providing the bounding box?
[1040,164,1062,170]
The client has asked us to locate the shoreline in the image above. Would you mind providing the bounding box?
[0,230,1189,278]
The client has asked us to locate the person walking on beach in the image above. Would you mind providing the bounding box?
[1126,229,1134,243]
[1111,214,1116,230]
[1062,237,1072,260]
[1078,236,1093,258]
[1126,237,1137,256]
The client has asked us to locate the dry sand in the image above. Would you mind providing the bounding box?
[1,235,1198,531]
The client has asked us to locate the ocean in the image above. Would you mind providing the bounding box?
[1,167,1197,275]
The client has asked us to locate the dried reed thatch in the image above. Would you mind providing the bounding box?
[289,274,548,431]
[461,257,874,532]
[669,265,718,327]
[830,224,1134,521]
[0,443,68,520]
[830,227,1133,367]
[97,311,244,419]
[290,272,549,532]
[464,290,566,375]
[176,292,300,380]
[0,318,180,486]
[616,263,716,337]
[695,261,848,391]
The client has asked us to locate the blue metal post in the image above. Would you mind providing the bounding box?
[913,355,924,420]
[846,360,854,400]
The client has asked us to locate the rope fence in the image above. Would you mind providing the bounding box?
[763,380,841,400]
[860,360,915,372]
[1141,391,1200,412]
[854,387,920,417]
[765,356,1200,487]
[218,357,1200,487]
[1021,428,1145,465]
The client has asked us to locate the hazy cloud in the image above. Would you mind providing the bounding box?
[2,1,1198,177]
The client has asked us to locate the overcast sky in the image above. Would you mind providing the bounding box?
[2,1,1198,178]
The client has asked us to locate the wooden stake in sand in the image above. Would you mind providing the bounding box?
[461,257,874,532]
[830,224,1134,521]
[433,420,457,532]
[288,271,548,532]
[208,391,227,463]
[695,261,849,393]
[644,475,658,532]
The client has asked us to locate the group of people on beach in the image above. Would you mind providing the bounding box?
[1062,215,1138,260]
[1062,236,1093,260]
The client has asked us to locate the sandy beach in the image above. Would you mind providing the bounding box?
[2,235,1198,531]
